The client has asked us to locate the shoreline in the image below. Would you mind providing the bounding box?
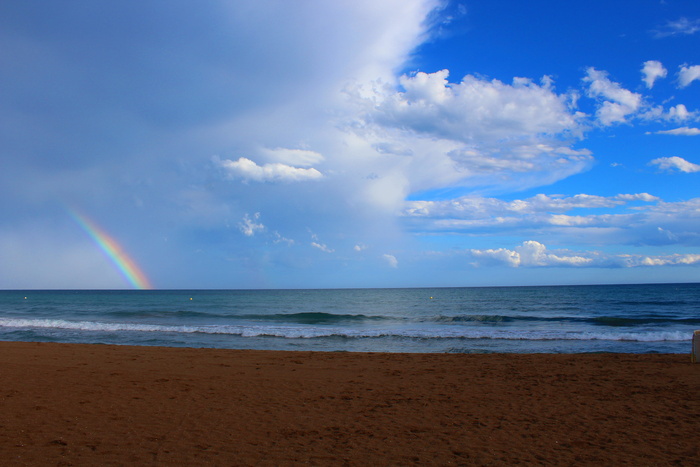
[1,341,698,465]
[0,339,695,354]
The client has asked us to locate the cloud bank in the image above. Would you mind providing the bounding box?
[469,241,700,268]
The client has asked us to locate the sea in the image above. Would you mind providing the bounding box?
[0,283,698,354]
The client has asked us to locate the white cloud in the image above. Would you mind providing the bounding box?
[404,192,658,218]
[678,64,700,88]
[584,68,642,125]
[652,127,700,136]
[311,242,335,253]
[468,241,700,268]
[469,247,521,267]
[239,213,265,236]
[653,17,700,38]
[402,192,700,249]
[667,104,694,121]
[272,232,294,246]
[371,70,581,143]
[517,240,592,266]
[616,254,700,267]
[346,69,591,197]
[642,60,667,88]
[470,241,591,267]
[309,233,334,253]
[354,243,368,251]
[382,253,398,268]
[614,193,659,202]
[548,214,595,226]
[639,103,696,123]
[215,157,323,183]
[649,156,700,173]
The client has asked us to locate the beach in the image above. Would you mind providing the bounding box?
[0,342,698,465]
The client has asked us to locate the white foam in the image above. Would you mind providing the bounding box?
[0,318,691,342]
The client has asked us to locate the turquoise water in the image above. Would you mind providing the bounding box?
[0,284,698,353]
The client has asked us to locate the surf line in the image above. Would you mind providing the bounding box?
[67,208,154,290]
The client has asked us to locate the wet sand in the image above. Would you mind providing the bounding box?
[0,342,698,465]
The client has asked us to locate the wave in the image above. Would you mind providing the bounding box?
[589,316,700,326]
[101,310,394,323]
[432,314,700,326]
[96,310,700,327]
[0,318,691,342]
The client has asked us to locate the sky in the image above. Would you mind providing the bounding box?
[1,0,700,289]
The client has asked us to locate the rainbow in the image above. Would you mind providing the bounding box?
[68,209,154,289]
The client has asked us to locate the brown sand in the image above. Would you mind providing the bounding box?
[0,342,698,466]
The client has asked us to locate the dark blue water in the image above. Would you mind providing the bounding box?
[1,284,698,353]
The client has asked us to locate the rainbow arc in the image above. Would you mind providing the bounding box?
[68,209,154,290]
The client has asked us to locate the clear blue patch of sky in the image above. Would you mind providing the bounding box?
[413,0,700,85]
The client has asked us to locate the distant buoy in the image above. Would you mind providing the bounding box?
[190,298,193,300]
[430,297,433,299]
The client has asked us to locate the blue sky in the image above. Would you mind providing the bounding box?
[1,0,700,289]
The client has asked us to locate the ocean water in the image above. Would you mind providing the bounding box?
[0,284,698,353]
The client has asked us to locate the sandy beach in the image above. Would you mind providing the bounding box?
[0,342,698,465]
